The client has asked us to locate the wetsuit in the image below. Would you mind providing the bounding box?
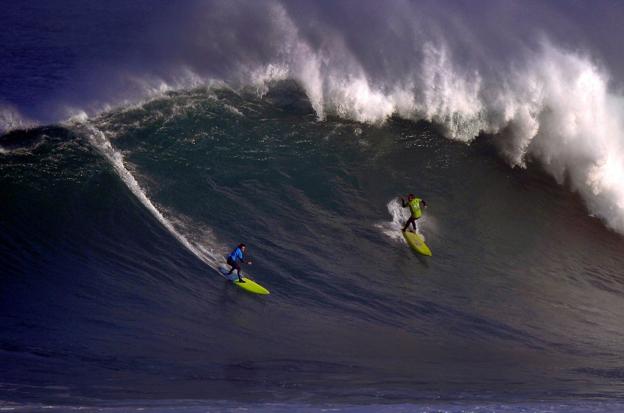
[226,247,245,278]
[402,197,423,232]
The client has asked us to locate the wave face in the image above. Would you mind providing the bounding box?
[2,85,624,409]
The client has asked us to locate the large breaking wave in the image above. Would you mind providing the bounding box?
[3,0,624,233]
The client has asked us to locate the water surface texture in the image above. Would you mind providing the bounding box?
[2,2,624,412]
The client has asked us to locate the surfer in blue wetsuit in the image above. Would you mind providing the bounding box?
[400,194,427,232]
[226,243,252,283]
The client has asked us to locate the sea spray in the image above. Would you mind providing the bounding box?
[376,198,420,243]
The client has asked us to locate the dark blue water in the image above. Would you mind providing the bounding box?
[0,0,179,123]
[2,2,624,412]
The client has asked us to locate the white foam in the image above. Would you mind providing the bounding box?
[0,104,36,134]
[376,198,422,243]
[248,63,290,97]
[486,44,624,232]
[224,104,244,117]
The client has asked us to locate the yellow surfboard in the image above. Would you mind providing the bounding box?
[219,266,270,295]
[402,230,432,256]
[232,277,270,295]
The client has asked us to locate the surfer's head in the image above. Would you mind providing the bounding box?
[238,243,246,252]
[408,194,415,200]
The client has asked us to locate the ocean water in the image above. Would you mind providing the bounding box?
[2,2,624,412]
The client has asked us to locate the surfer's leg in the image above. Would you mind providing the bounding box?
[402,217,414,232]
[411,218,417,231]
[226,258,235,274]
[231,262,244,282]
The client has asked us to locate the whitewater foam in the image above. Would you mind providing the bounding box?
[0,104,36,134]
[494,44,624,232]
[376,198,423,243]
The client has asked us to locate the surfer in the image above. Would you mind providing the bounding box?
[400,194,427,232]
[226,243,252,283]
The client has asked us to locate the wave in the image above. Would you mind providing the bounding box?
[242,4,624,233]
[3,76,624,405]
[3,1,624,235]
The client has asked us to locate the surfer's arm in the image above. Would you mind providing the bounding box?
[240,251,252,265]
[400,197,408,207]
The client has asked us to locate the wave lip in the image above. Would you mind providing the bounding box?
[503,45,624,233]
[0,104,36,135]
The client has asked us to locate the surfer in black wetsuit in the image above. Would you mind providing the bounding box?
[400,194,427,232]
